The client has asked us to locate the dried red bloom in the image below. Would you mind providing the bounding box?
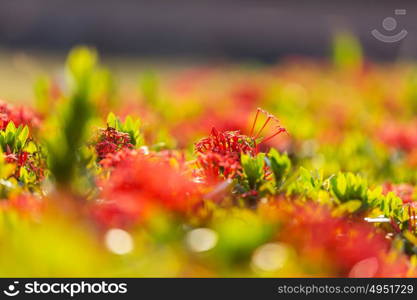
[92,155,198,228]
[95,126,133,160]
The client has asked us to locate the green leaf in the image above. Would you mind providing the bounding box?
[106,112,117,128]
[19,126,29,145]
[124,116,133,130]
[241,153,265,190]
[334,200,362,215]
[24,141,37,153]
[5,122,16,135]
[330,172,367,203]
[267,148,291,189]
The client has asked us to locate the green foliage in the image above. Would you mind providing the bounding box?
[241,153,265,190]
[366,187,406,222]
[106,112,144,146]
[290,167,323,194]
[329,172,367,203]
[286,167,332,204]
[45,46,97,188]
[266,148,291,188]
[0,122,29,153]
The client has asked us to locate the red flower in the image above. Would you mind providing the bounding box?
[99,148,140,168]
[195,128,255,180]
[0,100,40,130]
[379,121,417,153]
[92,155,198,228]
[95,126,133,160]
[272,201,415,276]
[195,108,286,181]
[4,146,44,181]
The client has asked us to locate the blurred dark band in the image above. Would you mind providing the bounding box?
[0,0,417,61]
[0,278,415,299]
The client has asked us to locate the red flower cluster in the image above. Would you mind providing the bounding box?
[0,100,40,130]
[195,108,286,181]
[5,150,28,167]
[92,155,198,227]
[271,201,413,277]
[4,150,44,181]
[195,128,255,180]
[5,148,28,177]
[2,140,44,182]
[99,148,140,168]
[95,127,133,160]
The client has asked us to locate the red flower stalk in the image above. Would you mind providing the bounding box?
[95,126,133,160]
[250,107,287,149]
[390,217,402,234]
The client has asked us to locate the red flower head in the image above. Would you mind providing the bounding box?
[195,108,286,181]
[99,148,141,169]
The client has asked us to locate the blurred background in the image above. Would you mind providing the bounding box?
[1,0,416,59]
[0,0,416,100]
